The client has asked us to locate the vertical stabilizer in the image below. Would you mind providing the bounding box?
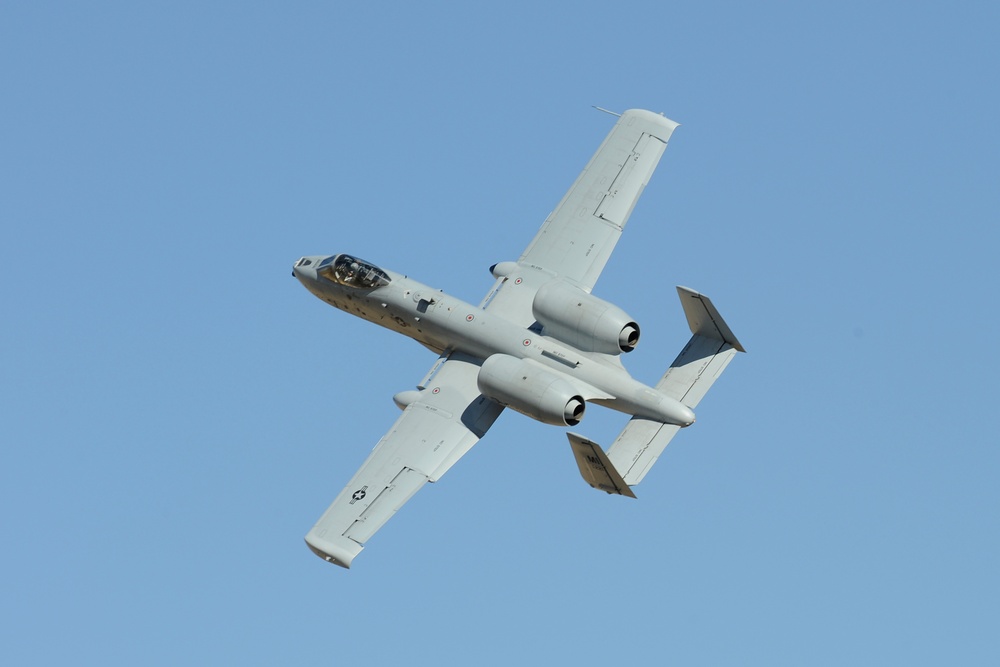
[567,433,636,497]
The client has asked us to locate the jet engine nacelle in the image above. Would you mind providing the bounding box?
[531,280,640,354]
[477,354,585,426]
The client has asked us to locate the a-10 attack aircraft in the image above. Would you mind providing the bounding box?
[292,108,744,568]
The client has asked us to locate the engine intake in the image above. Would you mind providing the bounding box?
[531,280,640,354]
[477,354,585,426]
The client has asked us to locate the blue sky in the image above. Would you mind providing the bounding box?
[3,2,999,664]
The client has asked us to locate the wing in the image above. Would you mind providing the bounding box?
[304,353,503,568]
[482,109,679,326]
[519,109,679,287]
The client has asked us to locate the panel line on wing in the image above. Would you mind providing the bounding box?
[344,467,428,542]
[594,133,663,227]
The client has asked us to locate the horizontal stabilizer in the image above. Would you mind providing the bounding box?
[607,288,745,485]
[606,418,682,486]
[568,432,636,498]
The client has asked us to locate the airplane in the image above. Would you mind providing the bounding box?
[292,108,745,568]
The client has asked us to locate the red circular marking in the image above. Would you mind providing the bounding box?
[466,314,475,321]
[432,387,441,394]
[514,277,523,285]
[523,339,531,346]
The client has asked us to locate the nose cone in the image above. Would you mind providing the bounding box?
[292,256,319,281]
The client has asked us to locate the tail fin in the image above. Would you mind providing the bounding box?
[607,287,745,485]
[567,432,636,497]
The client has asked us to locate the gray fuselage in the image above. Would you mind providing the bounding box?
[292,254,695,426]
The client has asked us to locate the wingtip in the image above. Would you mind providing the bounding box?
[622,109,680,134]
[305,533,361,569]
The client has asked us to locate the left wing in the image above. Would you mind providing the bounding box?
[483,109,678,326]
[305,353,503,568]
[517,109,678,290]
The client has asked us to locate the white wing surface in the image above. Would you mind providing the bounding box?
[305,353,503,568]
[519,109,678,289]
[484,109,678,325]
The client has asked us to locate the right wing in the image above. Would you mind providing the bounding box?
[483,109,679,327]
[305,353,503,568]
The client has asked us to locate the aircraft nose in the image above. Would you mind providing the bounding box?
[292,257,317,280]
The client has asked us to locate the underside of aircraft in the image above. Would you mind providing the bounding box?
[292,109,744,568]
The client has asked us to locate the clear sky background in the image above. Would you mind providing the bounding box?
[3,2,998,664]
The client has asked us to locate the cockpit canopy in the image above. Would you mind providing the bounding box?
[317,254,391,289]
